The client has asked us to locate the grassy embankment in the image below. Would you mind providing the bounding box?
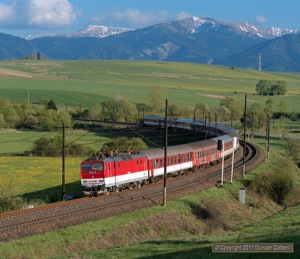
[0,135,299,258]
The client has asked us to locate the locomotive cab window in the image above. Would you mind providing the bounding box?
[82,164,92,171]
[93,163,103,170]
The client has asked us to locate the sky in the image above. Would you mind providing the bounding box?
[0,0,299,37]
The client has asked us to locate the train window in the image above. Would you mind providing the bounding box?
[82,164,92,171]
[168,158,170,165]
[93,163,103,170]
[178,155,181,162]
[160,159,163,167]
[136,160,139,165]
[174,156,177,164]
[140,160,142,164]
[154,160,159,168]
[118,163,120,168]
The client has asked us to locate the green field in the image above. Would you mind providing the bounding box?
[0,61,299,258]
[0,60,300,111]
[0,129,109,155]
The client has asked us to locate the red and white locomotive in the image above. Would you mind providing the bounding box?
[80,116,239,196]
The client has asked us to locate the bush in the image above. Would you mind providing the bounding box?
[101,137,148,152]
[252,156,298,204]
[0,180,25,213]
[31,136,94,157]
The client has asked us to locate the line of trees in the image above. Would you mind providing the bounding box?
[1,89,299,134]
[0,97,71,130]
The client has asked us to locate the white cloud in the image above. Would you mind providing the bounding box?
[255,15,267,24]
[27,0,76,28]
[176,11,191,20]
[0,0,76,29]
[0,3,14,22]
[92,9,169,28]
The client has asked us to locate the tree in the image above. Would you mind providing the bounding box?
[277,101,287,113]
[36,51,41,60]
[255,80,272,95]
[195,102,209,120]
[101,137,147,152]
[38,109,72,131]
[168,104,180,117]
[148,88,165,113]
[285,139,300,164]
[119,99,137,123]
[46,99,57,110]
[219,97,243,120]
[31,136,94,157]
[24,115,39,128]
[101,99,119,122]
[248,103,267,131]
[88,104,102,120]
[276,81,287,95]
[255,80,287,96]
[264,98,274,115]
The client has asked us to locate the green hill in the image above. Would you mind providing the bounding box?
[0,60,299,111]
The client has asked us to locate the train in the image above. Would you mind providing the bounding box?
[80,116,239,196]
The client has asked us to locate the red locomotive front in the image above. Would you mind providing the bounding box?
[80,159,105,196]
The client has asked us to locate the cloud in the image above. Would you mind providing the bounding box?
[92,9,169,28]
[0,3,15,23]
[255,15,267,25]
[27,0,76,28]
[0,0,76,29]
[176,11,191,20]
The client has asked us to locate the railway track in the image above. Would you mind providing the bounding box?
[0,141,263,242]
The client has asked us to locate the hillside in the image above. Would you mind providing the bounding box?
[215,34,300,71]
[0,60,299,112]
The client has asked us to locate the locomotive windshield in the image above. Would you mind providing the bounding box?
[93,163,103,170]
[82,164,92,171]
[81,163,103,171]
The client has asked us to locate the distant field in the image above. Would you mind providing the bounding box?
[0,129,109,155]
[0,60,299,111]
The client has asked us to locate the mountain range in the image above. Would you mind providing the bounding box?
[1,16,300,72]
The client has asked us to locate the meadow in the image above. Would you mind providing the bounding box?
[0,60,300,111]
[0,61,299,258]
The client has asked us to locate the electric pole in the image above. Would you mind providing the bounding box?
[163,99,168,206]
[62,122,66,201]
[243,94,247,177]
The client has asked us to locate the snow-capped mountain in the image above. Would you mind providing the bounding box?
[3,15,300,71]
[25,25,133,40]
[63,25,133,38]
[171,16,299,39]
[24,34,56,40]
[25,17,299,40]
